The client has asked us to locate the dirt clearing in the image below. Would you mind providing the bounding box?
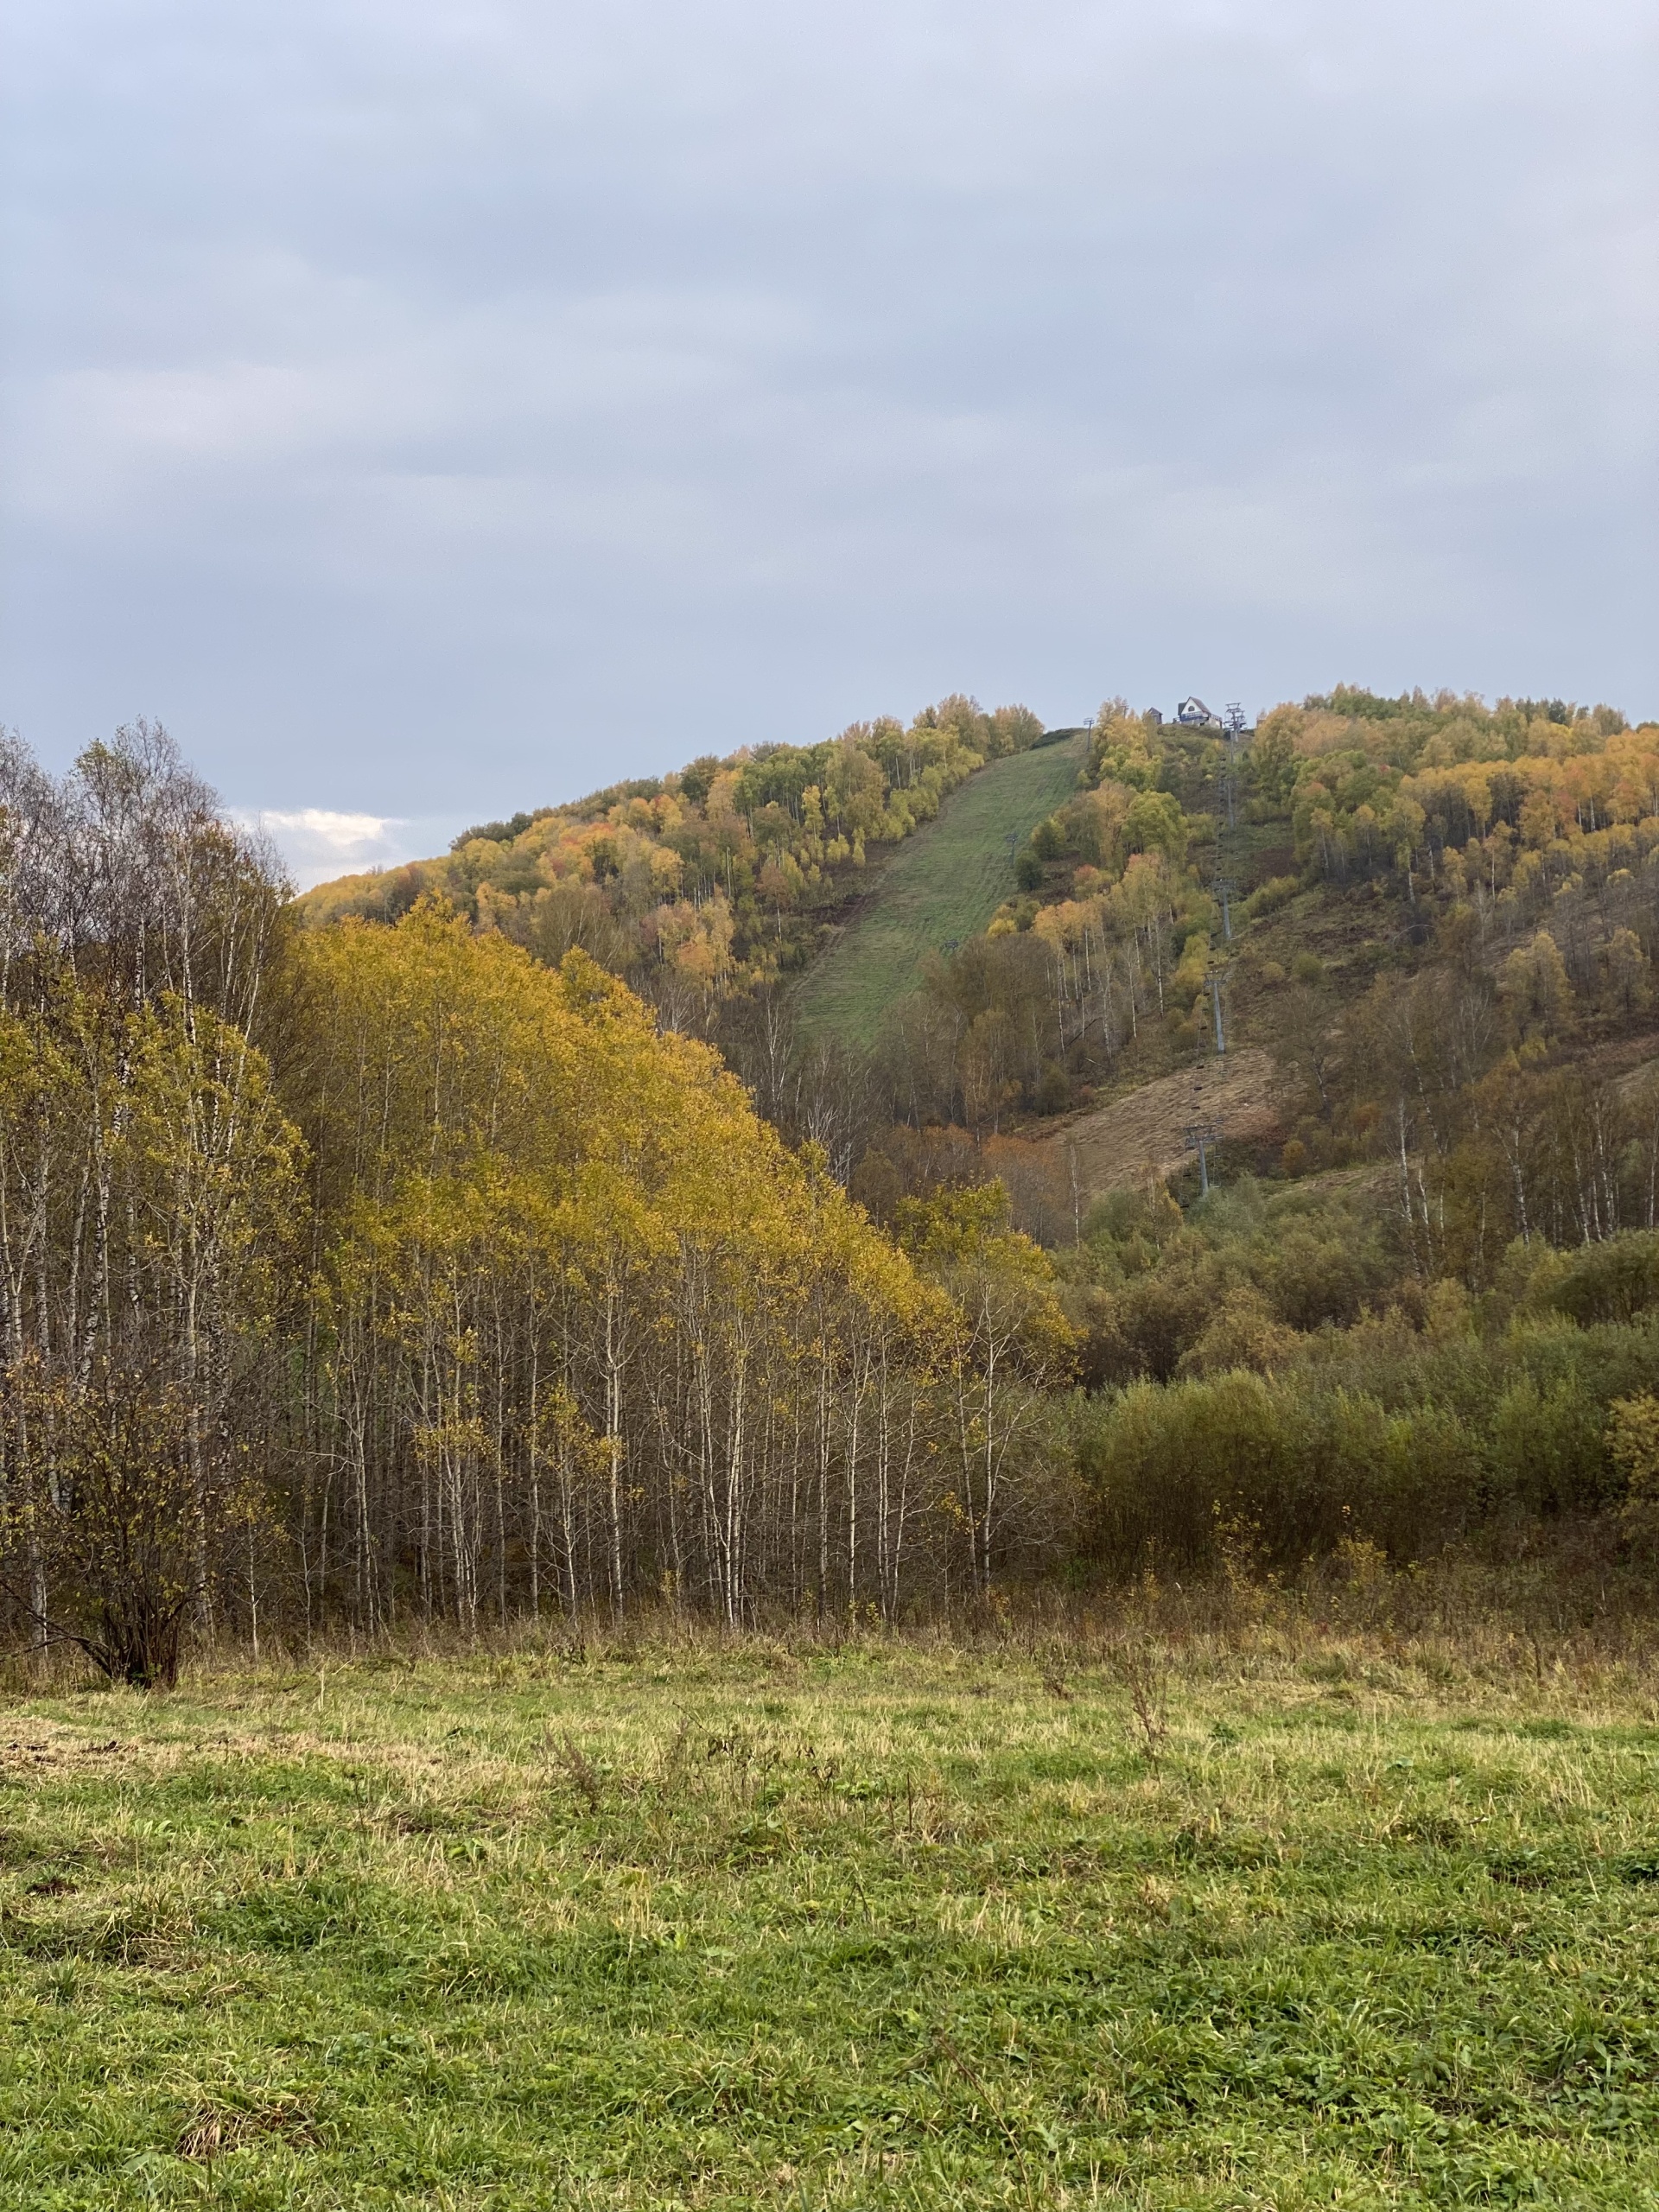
[1038,1046,1285,1198]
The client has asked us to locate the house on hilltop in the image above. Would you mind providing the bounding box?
[1175,697,1222,728]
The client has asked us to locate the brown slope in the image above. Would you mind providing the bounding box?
[1034,1047,1286,1198]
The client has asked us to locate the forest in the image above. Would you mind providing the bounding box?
[0,724,1077,1684]
[6,684,1659,1688]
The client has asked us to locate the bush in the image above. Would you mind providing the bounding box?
[1543,1230,1659,1327]
[1484,1373,1607,1517]
[0,1360,262,1689]
[1243,874,1300,920]
[1607,1393,1659,1500]
[1070,1317,1651,1576]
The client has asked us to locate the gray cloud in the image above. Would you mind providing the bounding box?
[3,0,1655,851]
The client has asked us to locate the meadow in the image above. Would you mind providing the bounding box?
[791,733,1089,1046]
[5,1612,1659,2209]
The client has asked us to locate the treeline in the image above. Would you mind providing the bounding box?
[0,728,1072,1683]
[299,695,1044,1034]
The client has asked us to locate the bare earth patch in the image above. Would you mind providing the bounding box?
[1038,1046,1285,1196]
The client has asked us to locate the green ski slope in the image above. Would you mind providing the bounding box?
[792,731,1088,1048]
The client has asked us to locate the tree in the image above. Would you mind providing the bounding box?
[283,904,961,1627]
[1601,928,1650,1020]
[1498,931,1574,1045]
[896,1184,1077,1591]
[0,1359,262,1687]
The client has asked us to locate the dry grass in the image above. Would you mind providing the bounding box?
[5,1594,1659,2207]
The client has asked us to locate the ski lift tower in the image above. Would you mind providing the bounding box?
[1205,964,1232,1057]
[1183,1121,1224,1199]
[1222,702,1247,829]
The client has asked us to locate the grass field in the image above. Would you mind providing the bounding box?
[793,735,1090,1047]
[6,1624,1659,2209]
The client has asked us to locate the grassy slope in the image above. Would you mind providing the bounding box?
[793,734,1090,1047]
[5,1634,1659,2209]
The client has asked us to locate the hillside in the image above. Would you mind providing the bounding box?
[791,730,1088,1046]
[296,683,1659,1296]
[855,689,1659,1177]
[293,695,1048,1027]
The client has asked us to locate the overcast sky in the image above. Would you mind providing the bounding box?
[3,1,1656,885]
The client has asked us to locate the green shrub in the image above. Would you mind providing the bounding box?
[1544,1230,1659,1326]
[1242,874,1300,919]
[1071,1323,1646,1574]
[1484,1372,1607,1516]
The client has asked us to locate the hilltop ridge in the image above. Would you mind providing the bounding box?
[296,694,1050,1033]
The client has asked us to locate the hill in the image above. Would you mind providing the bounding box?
[856,690,1659,1192]
[296,683,1659,1299]
[293,695,1050,1031]
[791,730,1088,1047]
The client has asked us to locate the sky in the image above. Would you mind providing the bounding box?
[3,2,1656,887]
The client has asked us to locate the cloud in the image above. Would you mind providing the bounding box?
[2,0,1655,827]
[241,805,466,890]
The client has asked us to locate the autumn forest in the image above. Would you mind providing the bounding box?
[7,683,1659,1687]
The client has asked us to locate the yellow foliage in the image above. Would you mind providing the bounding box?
[1608,1395,1659,1502]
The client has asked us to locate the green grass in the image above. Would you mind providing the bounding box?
[6,1627,1659,2208]
[794,735,1090,1046]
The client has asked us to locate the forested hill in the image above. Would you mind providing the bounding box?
[14,696,1659,1668]
[299,686,1659,1236]
[919,686,1659,1162]
[296,695,1050,1032]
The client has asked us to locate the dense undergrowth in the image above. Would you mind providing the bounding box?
[1058,1180,1659,1577]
